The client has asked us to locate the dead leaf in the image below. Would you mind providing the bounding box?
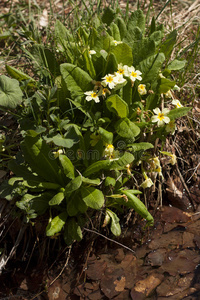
[133,273,163,297]
[114,276,126,292]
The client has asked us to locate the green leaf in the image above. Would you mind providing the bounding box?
[111,43,133,66]
[99,127,113,144]
[145,93,160,110]
[116,118,140,139]
[64,218,82,245]
[109,23,121,41]
[128,142,153,151]
[106,209,121,236]
[49,191,65,206]
[104,52,118,75]
[122,190,154,226]
[46,212,68,236]
[54,20,73,61]
[149,30,162,46]
[132,38,156,66]
[83,50,96,79]
[0,31,11,40]
[157,78,176,94]
[6,65,35,84]
[106,94,129,118]
[30,192,54,215]
[0,75,23,109]
[67,198,79,216]
[65,176,82,196]
[167,107,191,120]
[102,7,115,25]
[167,59,187,70]
[81,177,100,185]
[81,186,104,209]
[160,30,177,59]
[139,53,165,84]
[115,17,127,40]
[8,159,44,182]
[52,134,78,148]
[21,135,64,184]
[123,77,132,107]
[84,152,134,177]
[105,177,116,187]
[60,63,93,101]
[59,155,75,179]
[127,9,145,33]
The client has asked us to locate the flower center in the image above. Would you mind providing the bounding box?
[106,76,113,83]
[117,69,124,74]
[140,85,144,90]
[158,113,164,120]
[131,72,137,77]
[91,92,97,98]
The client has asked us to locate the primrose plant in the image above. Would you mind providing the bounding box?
[0,7,191,244]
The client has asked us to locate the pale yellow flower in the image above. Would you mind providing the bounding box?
[169,154,177,165]
[125,66,142,82]
[138,84,147,95]
[172,99,183,108]
[164,90,173,98]
[84,91,100,103]
[112,40,123,46]
[102,74,116,89]
[151,108,170,127]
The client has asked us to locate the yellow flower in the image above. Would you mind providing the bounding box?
[104,144,114,158]
[126,164,132,176]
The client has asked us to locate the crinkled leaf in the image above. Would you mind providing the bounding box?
[167,107,191,120]
[127,9,145,33]
[167,59,187,70]
[116,118,140,139]
[60,63,93,101]
[139,53,165,84]
[0,75,23,109]
[99,127,113,144]
[111,43,133,66]
[160,30,177,59]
